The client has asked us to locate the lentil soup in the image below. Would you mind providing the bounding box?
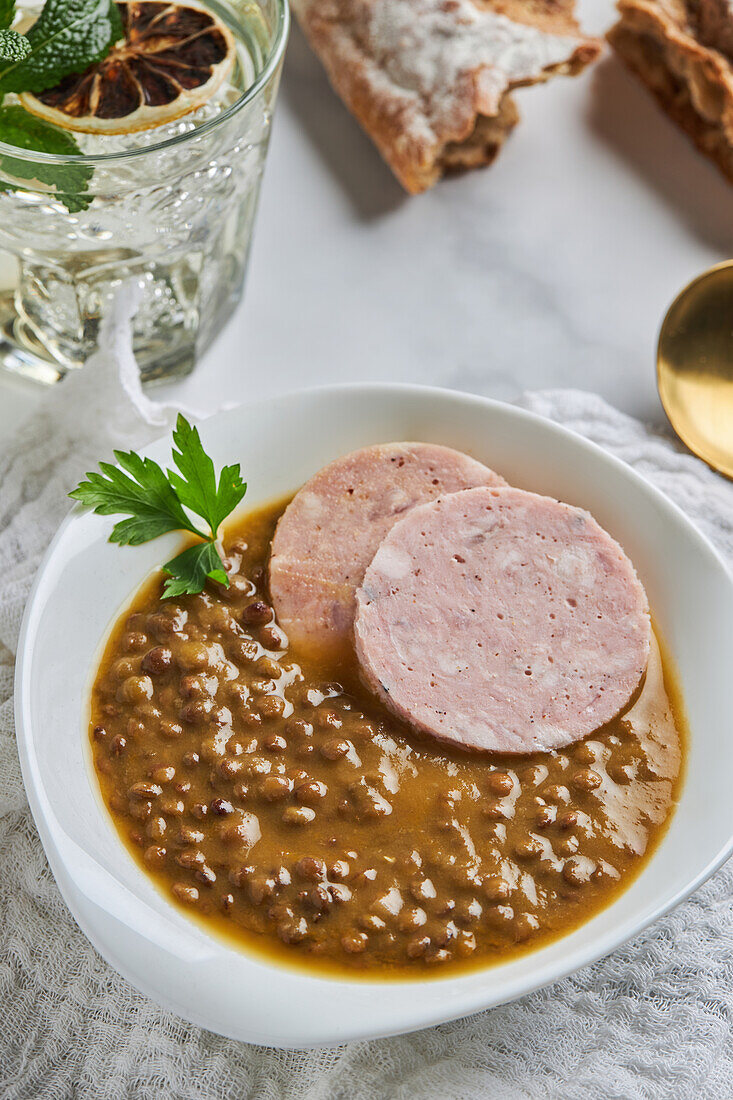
[89,498,685,976]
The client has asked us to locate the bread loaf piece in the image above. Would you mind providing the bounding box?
[609,0,733,182]
[292,0,601,193]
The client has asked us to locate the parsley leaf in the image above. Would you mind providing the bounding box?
[0,0,123,95]
[70,450,201,546]
[0,105,92,212]
[70,415,248,598]
[0,29,29,61]
[162,541,229,599]
[0,1,16,32]
[168,413,247,537]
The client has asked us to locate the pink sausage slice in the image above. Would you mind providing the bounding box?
[354,486,651,753]
[269,443,505,654]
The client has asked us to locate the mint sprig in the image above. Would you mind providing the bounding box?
[0,0,123,93]
[70,415,248,599]
[0,0,122,212]
[0,30,29,61]
[0,105,92,211]
[0,1,16,32]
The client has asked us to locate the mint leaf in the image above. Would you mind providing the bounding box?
[0,29,28,61]
[162,542,229,599]
[0,105,92,212]
[168,414,247,537]
[70,450,202,547]
[0,1,16,32]
[0,0,122,94]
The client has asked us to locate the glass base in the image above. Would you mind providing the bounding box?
[0,287,199,387]
[0,311,63,385]
[0,148,259,389]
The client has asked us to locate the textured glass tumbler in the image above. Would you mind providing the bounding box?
[0,0,288,385]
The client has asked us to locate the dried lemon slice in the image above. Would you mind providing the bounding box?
[19,1,236,135]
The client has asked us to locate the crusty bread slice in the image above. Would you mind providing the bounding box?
[608,0,733,182]
[292,0,601,193]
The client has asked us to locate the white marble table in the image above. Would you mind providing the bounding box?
[0,0,730,435]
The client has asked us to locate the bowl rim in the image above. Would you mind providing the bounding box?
[13,381,733,1046]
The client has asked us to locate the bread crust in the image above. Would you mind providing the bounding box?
[292,0,601,193]
[608,0,733,181]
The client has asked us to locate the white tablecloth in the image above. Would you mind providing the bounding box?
[0,292,731,1099]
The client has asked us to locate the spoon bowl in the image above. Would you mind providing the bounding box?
[657,260,733,479]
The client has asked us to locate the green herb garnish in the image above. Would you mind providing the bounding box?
[70,414,248,598]
[0,1,18,32]
[0,0,122,211]
[0,0,122,91]
[0,30,30,62]
[0,104,92,211]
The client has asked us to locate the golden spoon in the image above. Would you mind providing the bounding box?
[657,260,733,480]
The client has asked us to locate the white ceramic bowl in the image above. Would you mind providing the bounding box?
[15,384,733,1048]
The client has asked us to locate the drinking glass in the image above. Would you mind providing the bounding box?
[0,0,288,384]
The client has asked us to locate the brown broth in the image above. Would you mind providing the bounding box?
[88,498,686,978]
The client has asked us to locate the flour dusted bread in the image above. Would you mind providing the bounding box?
[291,0,601,193]
[609,0,733,181]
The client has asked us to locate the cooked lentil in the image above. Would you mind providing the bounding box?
[89,499,685,976]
